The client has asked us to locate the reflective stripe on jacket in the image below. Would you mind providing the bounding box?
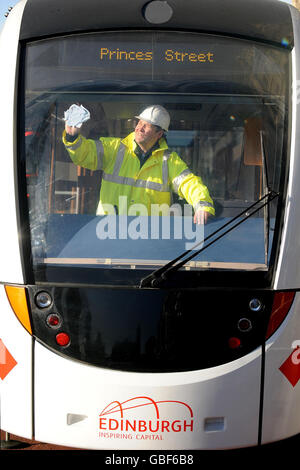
[62,131,215,216]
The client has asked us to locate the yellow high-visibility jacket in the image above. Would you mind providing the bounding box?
[62,131,215,216]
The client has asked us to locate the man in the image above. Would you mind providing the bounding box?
[63,104,214,223]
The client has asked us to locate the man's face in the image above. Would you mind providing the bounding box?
[134,120,163,151]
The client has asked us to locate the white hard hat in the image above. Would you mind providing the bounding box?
[135,105,170,131]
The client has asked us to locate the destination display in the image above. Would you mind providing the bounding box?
[98,46,214,64]
[25,31,288,95]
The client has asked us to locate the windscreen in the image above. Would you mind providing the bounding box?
[23,31,290,284]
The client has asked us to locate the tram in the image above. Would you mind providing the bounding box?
[1,0,300,450]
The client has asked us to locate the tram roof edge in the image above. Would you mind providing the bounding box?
[19,0,295,48]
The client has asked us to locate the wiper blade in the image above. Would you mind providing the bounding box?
[140,190,279,288]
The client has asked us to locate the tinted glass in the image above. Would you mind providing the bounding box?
[24,32,289,283]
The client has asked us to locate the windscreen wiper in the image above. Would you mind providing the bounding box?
[139,190,279,288]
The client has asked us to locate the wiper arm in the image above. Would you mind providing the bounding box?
[140,190,279,288]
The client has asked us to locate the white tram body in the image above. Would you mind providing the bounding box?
[1,0,300,450]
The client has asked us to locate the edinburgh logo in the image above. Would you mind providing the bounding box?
[99,396,194,441]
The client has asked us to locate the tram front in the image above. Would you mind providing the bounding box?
[1,0,300,450]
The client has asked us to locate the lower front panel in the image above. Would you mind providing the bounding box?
[0,286,33,439]
[34,341,262,450]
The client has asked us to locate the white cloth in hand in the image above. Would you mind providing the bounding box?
[64,104,90,128]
